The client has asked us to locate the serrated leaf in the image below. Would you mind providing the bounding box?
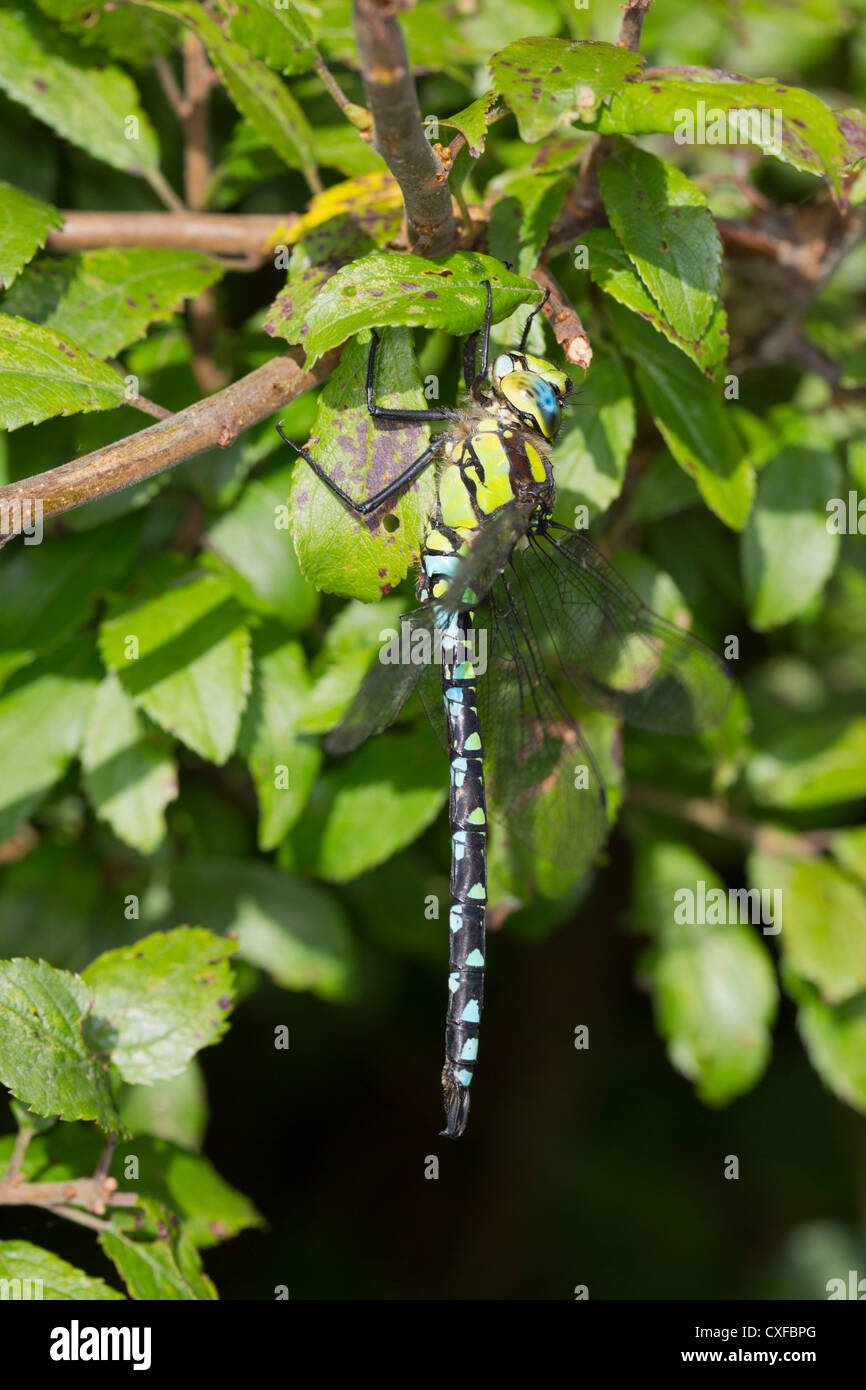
[83,928,236,1085]
[598,70,849,195]
[750,851,866,1003]
[488,171,570,276]
[300,250,539,366]
[610,301,754,530]
[81,673,178,855]
[0,1241,124,1300]
[741,444,842,630]
[140,0,316,177]
[306,729,448,882]
[100,1198,217,1301]
[0,180,63,289]
[599,147,722,341]
[289,328,436,600]
[552,351,635,519]
[440,90,499,158]
[206,461,319,629]
[578,228,729,376]
[0,7,160,176]
[0,316,127,429]
[0,960,120,1129]
[225,0,315,74]
[634,841,778,1104]
[2,249,224,359]
[238,628,321,851]
[170,858,354,998]
[490,37,643,142]
[0,641,98,842]
[99,566,252,765]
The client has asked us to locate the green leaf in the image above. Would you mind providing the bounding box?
[238,628,321,851]
[440,90,499,158]
[99,565,252,765]
[796,986,866,1115]
[747,716,866,810]
[119,1062,208,1151]
[634,842,778,1104]
[751,851,866,1003]
[831,826,866,884]
[0,315,127,429]
[299,597,405,734]
[490,37,643,142]
[119,1138,264,1248]
[0,180,63,289]
[82,928,236,1085]
[170,858,354,999]
[578,228,728,376]
[225,0,315,75]
[598,70,849,195]
[598,147,722,342]
[0,6,161,177]
[81,673,178,855]
[306,729,448,882]
[289,328,436,600]
[0,1241,124,1300]
[0,515,142,689]
[264,213,387,348]
[552,351,635,519]
[99,1199,217,1301]
[140,0,316,177]
[206,461,319,630]
[610,301,754,529]
[300,250,539,366]
[0,641,98,842]
[0,960,120,1129]
[741,444,842,630]
[487,171,570,276]
[1,249,224,359]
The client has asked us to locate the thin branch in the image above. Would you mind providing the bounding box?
[530,264,592,368]
[145,168,187,214]
[618,0,655,52]
[3,1126,34,1183]
[0,1176,139,1214]
[154,53,191,119]
[45,211,296,259]
[183,31,228,392]
[0,347,339,546]
[352,0,455,253]
[314,50,372,131]
[127,393,174,422]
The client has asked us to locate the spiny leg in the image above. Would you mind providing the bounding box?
[519,286,550,352]
[440,609,487,1139]
[366,328,458,424]
[275,421,442,517]
[470,279,493,398]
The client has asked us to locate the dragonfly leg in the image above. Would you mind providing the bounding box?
[470,279,493,397]
[519,286,550,351]
[366,329,459,424]
[275,422,442,517]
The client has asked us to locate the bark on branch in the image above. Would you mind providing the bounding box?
[352,0,455,253]
[0,348,338,546]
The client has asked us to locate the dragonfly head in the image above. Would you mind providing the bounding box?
[490,352,572,441]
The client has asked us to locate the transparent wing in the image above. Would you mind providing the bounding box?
[436,498,536,610]
[419,572,608,876]
[512,524,733,735]
[324,606,435,755]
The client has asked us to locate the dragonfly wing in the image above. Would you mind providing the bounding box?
[517,525,733,735]
[418,573,608,875]
[436,498,536,611]
[325,606,435,754]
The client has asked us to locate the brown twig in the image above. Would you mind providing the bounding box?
[352,0,455,253]
[0,348,338,546]
[45,212,297,258]
[530,264,593,369]
[154,53,191,119]
[628,784,835,859]
[182,32,228,392]
[0,1128,139,1218]
[618,0,655,52]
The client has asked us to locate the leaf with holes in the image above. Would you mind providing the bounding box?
[490,37,643,142]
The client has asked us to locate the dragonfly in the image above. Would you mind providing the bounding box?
[277,278,732,1139]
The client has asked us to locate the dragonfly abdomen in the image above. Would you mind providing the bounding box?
[440,612,487,1139]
